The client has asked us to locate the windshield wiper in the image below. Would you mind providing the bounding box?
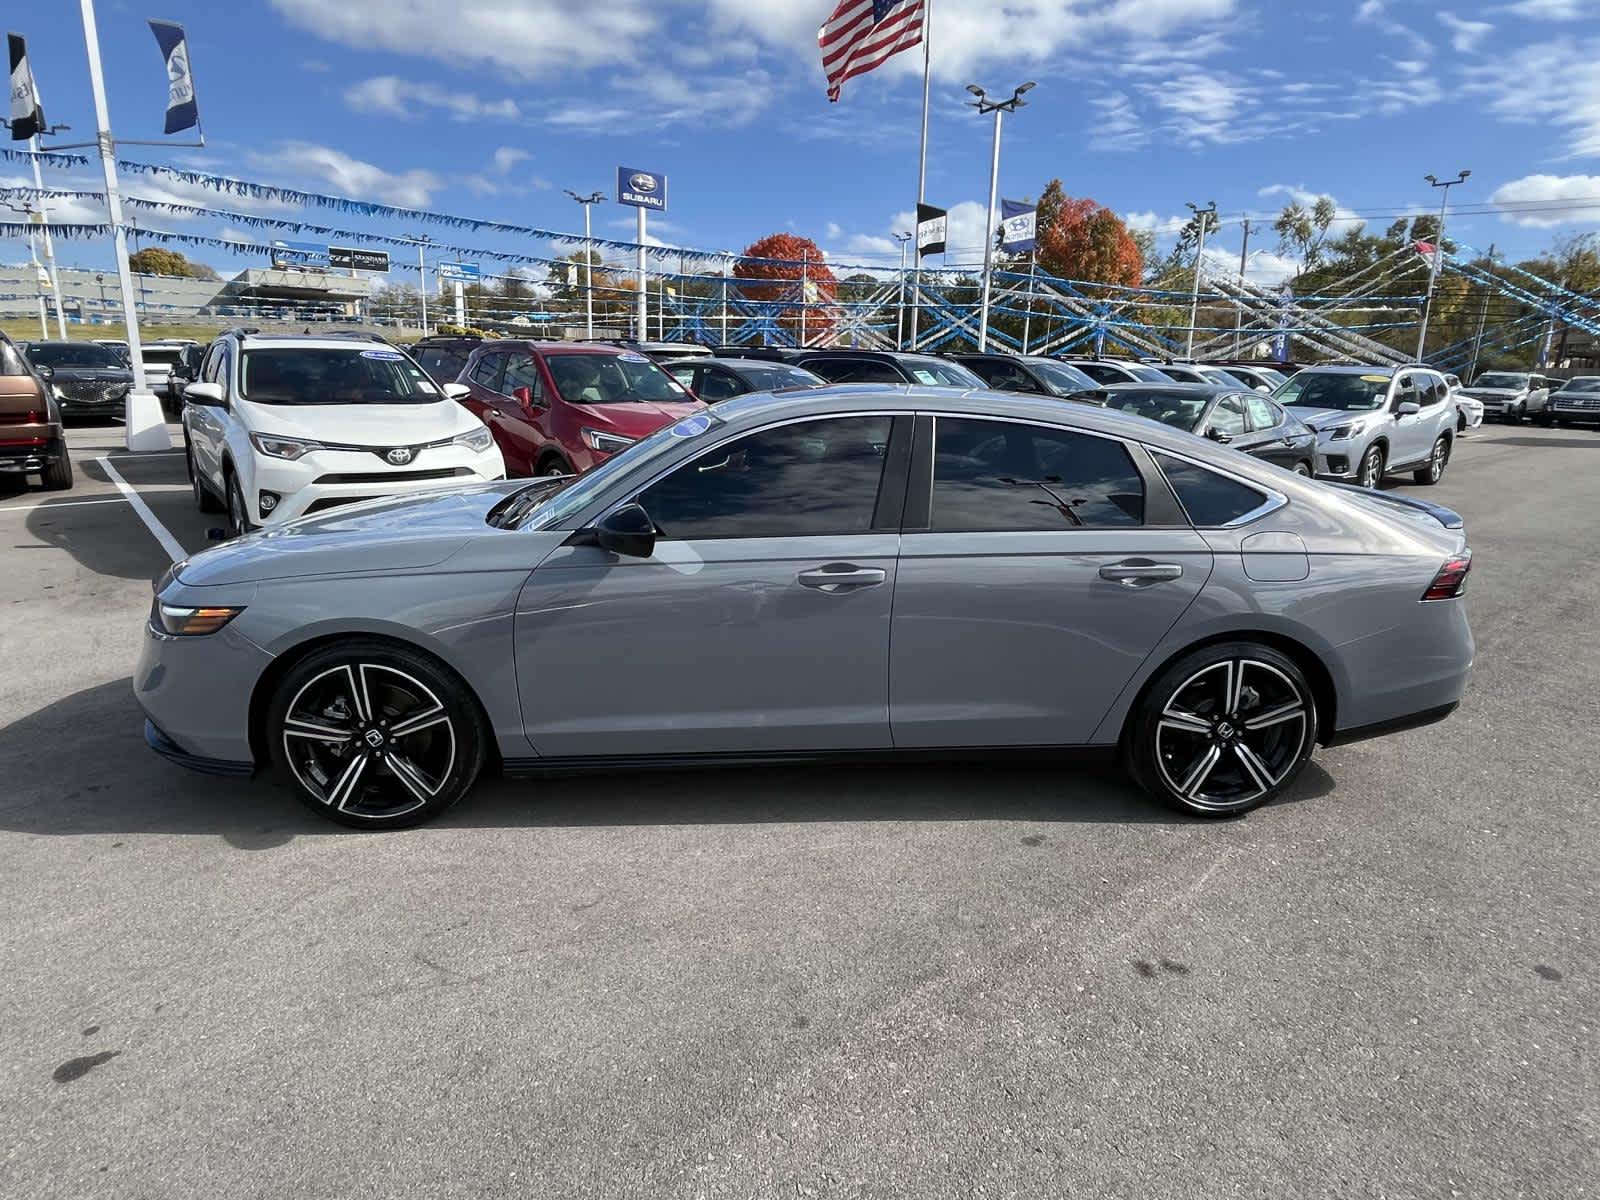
[486,477,570,529]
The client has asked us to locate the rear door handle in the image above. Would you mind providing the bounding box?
[1099,560,1183,587]
[797,563,887,593]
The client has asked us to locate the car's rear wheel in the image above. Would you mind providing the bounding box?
[1414,435,1449,485]
[266,641,488,829]
[40,444,73,491]
[1125,643,1317,818]
[1357,443,1385,488]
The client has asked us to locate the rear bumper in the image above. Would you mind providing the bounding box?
[0,432,63,473]
[1323,702,1458,748]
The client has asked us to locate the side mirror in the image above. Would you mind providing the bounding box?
[1205,427,1233,443]
[592,502,656,558]
[34,364,53,381]
[512,385,535,407]
[184,381,226,407]
[442,382,470,401]
[1396,400,1420,416]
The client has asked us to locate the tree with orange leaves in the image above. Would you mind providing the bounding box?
[735,233,839,343]
[1034,180,1144,288]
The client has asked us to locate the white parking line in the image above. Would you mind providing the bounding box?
[0,495,136,514]
[98,457,188,564]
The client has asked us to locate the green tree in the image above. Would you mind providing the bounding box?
[128,246,218,280]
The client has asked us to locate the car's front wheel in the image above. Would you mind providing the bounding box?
[226,470,252,537]
[1125,642,1317,818]
[1414,435,1450,485]
[266,641,488,829]
[1291,460,1313,477]
[187,440,223,513]
[1357,443,1385,488]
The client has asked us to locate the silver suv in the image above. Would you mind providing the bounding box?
[1460,371,1551,424]
[1274,365,1458,488]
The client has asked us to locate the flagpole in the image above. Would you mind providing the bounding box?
[28,138,68,338]
[910,0,931,352]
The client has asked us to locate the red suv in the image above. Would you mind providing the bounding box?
[456,341,702,476]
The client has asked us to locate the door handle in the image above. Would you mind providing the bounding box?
[797,563,887,593]
[1099,560,1183,587]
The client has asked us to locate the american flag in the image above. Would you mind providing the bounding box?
[819,0,925,103]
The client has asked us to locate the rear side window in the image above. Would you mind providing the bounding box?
[967,360,1038,392]
[0,339,28,376]
[1153,453,1268,527]
[1208,396,1247,436]
[469,353,505,391]
[805,358,902,384]
[1244,394,1277,430]
[931,417,1143,531]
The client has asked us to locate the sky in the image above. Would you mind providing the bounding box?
[10,0,1600,288]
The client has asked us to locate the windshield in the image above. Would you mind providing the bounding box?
[1474,372,1528,389]
[240,346,443,405]
[1126,364,1171,382]
[26,343,125,369]
[1023,359,1097,393]
[141,348,186,366]
[899,357,982,387]
[1562,377,1600,392]
[739,363,825,390]
[546,352,690,404]
[414,346,472,382]
[1276,372,1389,412]
[1100,390,1209,431]
[518,410,725,530]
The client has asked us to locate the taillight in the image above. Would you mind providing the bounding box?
[0,410,42,426]
[1422,551,1472,601]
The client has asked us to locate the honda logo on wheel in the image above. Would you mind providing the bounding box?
[385,447,415,466]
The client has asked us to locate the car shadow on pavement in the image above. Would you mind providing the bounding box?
[1494,436,1600,449]
[0,678,1335,846]
[20,458,176,583]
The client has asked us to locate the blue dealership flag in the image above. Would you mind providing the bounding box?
[1000,199,1036,253]
[148,20,199,135]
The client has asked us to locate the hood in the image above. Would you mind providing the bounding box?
[567,398,703,439]
[238,398,480,446]
[1461,387,1524,399]
[175,480,525,586]
[1287,406,1381,432]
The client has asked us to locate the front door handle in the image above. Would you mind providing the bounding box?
[797,563,887,593]
[1099,560,1183,587]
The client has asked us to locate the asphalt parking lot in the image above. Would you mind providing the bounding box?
[0,419,1594,1198]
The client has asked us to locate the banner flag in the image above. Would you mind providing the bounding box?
[148,21,199,134]
[8,35,45,141]
[1000,199,1036,253]
[916,202,947,258]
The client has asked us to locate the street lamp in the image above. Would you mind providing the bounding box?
[405,234,433,334]
[95,272,106,310]
[1415,169,1471,362]
[1184,200,1218,359]
[968,81,1034,351]
[564,189,605,338]
[894,231,913,350]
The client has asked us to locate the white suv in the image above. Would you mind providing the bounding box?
[182,332,504,534]
[1275,364,1459,488]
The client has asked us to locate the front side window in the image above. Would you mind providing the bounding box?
[239,347,442,405]
[1244,394,1278,430]
[545,352,690,405]
[469,352,506,391]
[1153,453,1267,527]
[1207,396,1248,437]
[501,354,543,400]
[636,416,892,540]
[1392,376,1419,411]
[930,417,1143,531]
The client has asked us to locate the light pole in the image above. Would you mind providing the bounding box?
[894,231,912,350]
[1184,200,1218,360]
[406,234,433,334]
[564,189,604,338]
[95,272,106,311]
[1467,242,1498,381]
[1415,169,1470,363]
[967,81,1034,351]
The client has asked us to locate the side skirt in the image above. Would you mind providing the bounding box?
[503,744,1117,779]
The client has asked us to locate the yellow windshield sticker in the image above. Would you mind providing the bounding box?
[1360,374,1390,382]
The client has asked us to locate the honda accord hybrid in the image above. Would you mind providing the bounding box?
[137,386,1475,828]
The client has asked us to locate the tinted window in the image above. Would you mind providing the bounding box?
[1153,453,1267,526]
[1100,388,1207,431]
[1208,396,1247,436]
[967,359,1038,392]
[637,416,892,539]
[666,365,696,388]
[696,368,745,401]
[1244,394,1278,430]
[470,352,505,390]
[415,347,471,382]
[1074,362,1133,385]
[931,417,1143,531]
[502,354,543,399]
[805,358,902,384]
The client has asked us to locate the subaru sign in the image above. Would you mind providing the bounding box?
[438,262,481,283]
[617,166,667,212]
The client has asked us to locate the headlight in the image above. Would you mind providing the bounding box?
[249,432,322,460]
[108,383,129,398]
[452,426,494,453]
[51,384,64,399]
[1323,422,1363,440]
[151,600,245,636]
[582,428,635,454]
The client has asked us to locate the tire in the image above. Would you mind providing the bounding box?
[1291,460,1313,477]
[1414,435,1449,485]
[187,441,223,513]
[1357,443,1385,489]
[1457,414,1466,434]
[1538,410,1555,428]
[1124,641,1317,818]
[265,640,488,829]
[537,454,572,478]
[225,469,252,537]
[40,444,73,491]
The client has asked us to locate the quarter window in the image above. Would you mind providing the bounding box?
[1153,453,1267,526]
[636,416,893,539]
[930,417,1144,531]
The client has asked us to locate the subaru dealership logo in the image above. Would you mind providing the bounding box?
[629,173,657,194]
[385,447,415,466]
[617,166,668,212]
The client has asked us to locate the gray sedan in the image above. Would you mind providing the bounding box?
[137,387,1475,828]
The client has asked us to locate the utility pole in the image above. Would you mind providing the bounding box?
[1185,200,1218,360]
[564,189,604,338]
[1234,217,1253,356]
[1415,169,1471,362]
[1467,243,1496,382]
[968,81,1034,351]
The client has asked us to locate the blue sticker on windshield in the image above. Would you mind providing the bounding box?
[618,351,650,363]
[361,349,405,361]
[671,413,713,438]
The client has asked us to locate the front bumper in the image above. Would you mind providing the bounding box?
[135,607,274,766]
[1314,438,1361,480]
[144,719,254,777]
[1553,402,1600,421]
[246,443,506,525]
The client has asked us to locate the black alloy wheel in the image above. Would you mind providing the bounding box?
[1127,643,1316,817]
[267,642,487,829]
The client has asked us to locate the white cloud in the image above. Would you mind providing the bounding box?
[1202,245,1298,288]
[492,147,529,174]
[1124,210,1189,236]
[1439,11,1493,52]
[345,76,520,120]
[1148,71,1244,142]
[1501,0,1584,17]
[271,0,657,77]
[1464,37,1600,157]
[249,142,441,208]
[1489,173,1600,226]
